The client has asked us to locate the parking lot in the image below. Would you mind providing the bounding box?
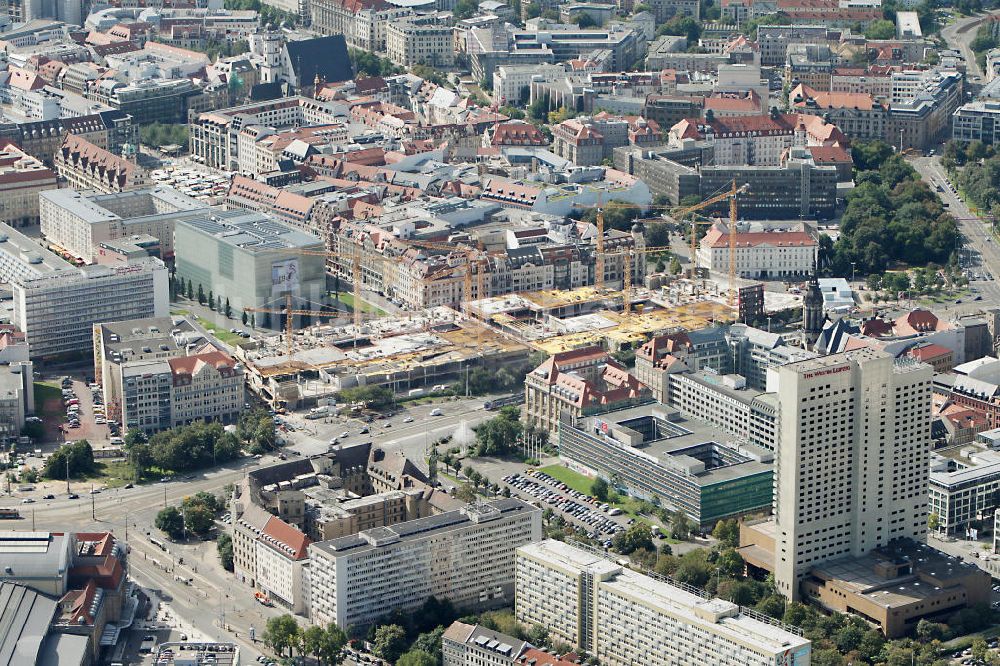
[503,470,631,546]
[58,376,115,444]
[950,636,1000,665]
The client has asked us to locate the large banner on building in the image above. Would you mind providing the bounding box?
[272,259,299,292]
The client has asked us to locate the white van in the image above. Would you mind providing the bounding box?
[430,408,443,416]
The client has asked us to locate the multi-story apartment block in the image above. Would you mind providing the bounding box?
[121,349,244,433]
[667,112,846,167]
[757,25,836,67]
[668,371,773,447]
[92,317,206,424]
[0,360,32,439]
[54,134,148,194]
[442,622,579,666]
[727,323,817,390]
[493,64,568,105]
[888,69,964,150]
[442,623,530,666]
[523,346,650,436]
[467,24,640,82]
[645,0,699,22]
[928,431,1000,536]
[254,515,311,615]
[791,84,889,142]
[0,223,168,360]
[329,220,645,310]
[830,65,895,97]
[385,14,454,68]
[188,97,349,171]
[309,0,414,51]
[87,77,202,127]
[0,140,58,228]
[0,110,136,168]
[551,115,644,166]
[515,540,811,666]
[786,44,835,91]
[771,349,932,600]
[40,187,206,263]
[308,499,542,628]
[622,143,843,217]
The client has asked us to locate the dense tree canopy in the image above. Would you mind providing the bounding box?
[43,440,95,479]
[864,19,896,39]
[139,123,189,150]
[473,406,523,456]
[336,385,396,409]
[348,49,403,78]
[146,421,241,473]
[830,143,957,275]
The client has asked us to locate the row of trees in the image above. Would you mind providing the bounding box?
[828,141,958,276]
[954,151,1000,219]
[124,421,242,478]
[335,385,396,410]
[262,615,347,665]
[354,598,566,665]
[173,276,233,319]
[864,265,967,303]
[224,0,298,26]
[970,22,999,71]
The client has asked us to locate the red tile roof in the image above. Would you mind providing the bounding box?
[168,350,239,386]
[260,515,311,560]
[703,227,816,249]
[895,308,948,335]
[908,343,952,361]
[515,648,580,666]
[491,121,548,146]
[807,145,853,164]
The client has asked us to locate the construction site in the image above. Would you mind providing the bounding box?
[229,179,813,408]
[466,278,739,355]
[232,306,531,410]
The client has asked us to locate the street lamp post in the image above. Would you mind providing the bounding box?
[851,262,856,284]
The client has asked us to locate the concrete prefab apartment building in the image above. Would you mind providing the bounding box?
[308,499,542,628]
[772,348,933,600]
[174,211,327,329]
[515,540,811,666]
[0,223,168,359]
[39,186,207,263]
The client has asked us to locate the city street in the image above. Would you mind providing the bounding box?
[1,391,504,663]
[8,457,278,661]
[907,155,1000,317]
[941,12,991,80]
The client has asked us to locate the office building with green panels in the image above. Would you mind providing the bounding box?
[174,211,327,329]
[558,405,773,527]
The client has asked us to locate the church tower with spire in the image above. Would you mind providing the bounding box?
[803,261,824,347]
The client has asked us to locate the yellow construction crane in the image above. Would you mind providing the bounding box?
[592,180,748,306]
[249,241,397,356]
[242,292,344,358]
[399,238,499,344]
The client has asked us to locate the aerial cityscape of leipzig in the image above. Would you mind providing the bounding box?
[6,0,1000,664]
